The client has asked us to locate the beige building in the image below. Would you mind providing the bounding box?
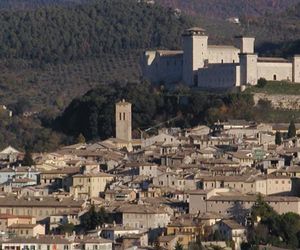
[0,214,36,233]
[116,204,171,230]
[0,196,85,221]
[189,188,300,216]
[197,174,292,195]
[71,172,114,199]
[217,220,247,250]
[142,27,300,88]
[0,235,112,250]
[8,223,45,237]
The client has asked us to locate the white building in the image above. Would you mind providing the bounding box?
[141,27,300,88]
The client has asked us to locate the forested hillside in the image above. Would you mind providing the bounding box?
[156,0,300,18]
[54,81,300,141]
[0,0,195,111]
[0,0,82,9]
[0,0,196,150]
[0,0,193,64]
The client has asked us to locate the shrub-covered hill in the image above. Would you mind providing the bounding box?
[156,0,300,19]
[0,0,82,10]
[0,0,194,64]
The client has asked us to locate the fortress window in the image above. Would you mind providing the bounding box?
[119,113,122,120]
[221,59,224,64]
[123,112,126,120]
[273,74,277,81]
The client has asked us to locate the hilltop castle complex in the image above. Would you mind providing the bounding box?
[141,27,300,88]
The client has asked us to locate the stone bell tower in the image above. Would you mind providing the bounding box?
[115,99,132,142]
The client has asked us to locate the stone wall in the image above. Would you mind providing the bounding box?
[254,93,300,110]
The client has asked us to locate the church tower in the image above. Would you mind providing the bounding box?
[115,99,132,142]
[182,27,208,86]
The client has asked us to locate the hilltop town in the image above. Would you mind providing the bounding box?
[0,100,300,250]
[2,0,300,250]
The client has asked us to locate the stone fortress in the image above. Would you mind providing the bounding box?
[141,27,300,88]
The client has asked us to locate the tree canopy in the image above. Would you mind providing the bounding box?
[287,119,296,138]
[0,0,194,64]
[248,195,300,249]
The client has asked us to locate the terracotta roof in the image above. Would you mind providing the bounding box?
[222,219,245,230]
[0,196,85,208]
[8,223,41,229]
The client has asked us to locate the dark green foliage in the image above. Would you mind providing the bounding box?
[257,78,267,88]
[174,241,183,250]
[156,0,298,19]
[275,131,282,145]
[55,81,260,140]
[0,0,194,64]
[81,205,112,230]
[0,0,82,10]
[22,149,35,166]
[249,195,300,249]
[57,223,75,234]
[0,114,68,152]
[288,120,296,138]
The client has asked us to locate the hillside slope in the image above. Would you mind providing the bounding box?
[0,0,195,112]
[156,0,300,18]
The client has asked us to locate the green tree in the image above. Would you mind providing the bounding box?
[275,131,282,145]
[174,241,183,250]
[57,223,75,234]
[81,205,112,230]
[22,149,35,166]
[287,120,296,138]
[257,78,267,88]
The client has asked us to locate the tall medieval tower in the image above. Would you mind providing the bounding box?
[182,27,208,86]
[115,99,132,142]
[236,36,258,85]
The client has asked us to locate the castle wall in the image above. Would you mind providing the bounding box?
[207,46,240,64]
[293,56,300,83]
[197,63,239,89]
[141,51,183,84]
[240,54,258,85]
[257,62,293,81]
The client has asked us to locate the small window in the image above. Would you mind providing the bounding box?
[119,113,122,120]
[123,112,126,120]
[273,74,277,81]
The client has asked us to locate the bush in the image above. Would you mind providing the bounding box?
[257,78,267,88]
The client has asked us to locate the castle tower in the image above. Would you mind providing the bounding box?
[293,56,300,83]
[236,36,258,85]
[182,27,208,86]
[235,36,255,54]
[115,100,132,142]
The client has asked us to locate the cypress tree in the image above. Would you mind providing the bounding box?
[275,131,282,145]
[287,120,296,139]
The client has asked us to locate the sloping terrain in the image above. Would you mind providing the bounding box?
[156,0,300,18]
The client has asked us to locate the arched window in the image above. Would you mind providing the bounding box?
[273,74,277,81]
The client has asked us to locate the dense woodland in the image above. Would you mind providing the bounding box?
[0,0,82,9]
[54,81,298,142]
[157,0,300,19]
[0,0,193,64]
